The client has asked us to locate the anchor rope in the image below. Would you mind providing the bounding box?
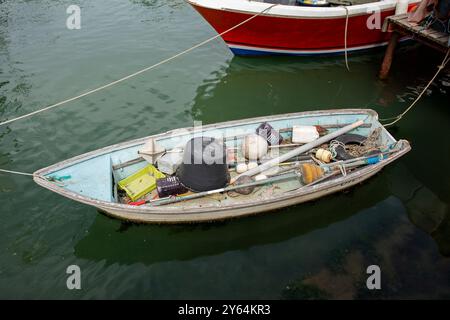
[0,3,278,128]
[380,48,450,127]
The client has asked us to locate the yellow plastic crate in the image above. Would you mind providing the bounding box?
[118,164,165,201]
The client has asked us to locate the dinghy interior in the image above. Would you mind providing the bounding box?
[33,109,410,223]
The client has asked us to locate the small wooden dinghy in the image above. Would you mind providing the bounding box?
[34,109,411,223]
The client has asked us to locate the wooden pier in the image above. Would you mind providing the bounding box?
[379,13,450,79]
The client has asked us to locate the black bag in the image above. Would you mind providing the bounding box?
[176,137,229,192]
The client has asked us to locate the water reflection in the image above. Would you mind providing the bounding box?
[282,164,450,299]
[0,4,28,150]
[76,168,399,266]
[190,53,393,124]
[191,45,450,124]
[282,194,450,299]
[73,169,450,298]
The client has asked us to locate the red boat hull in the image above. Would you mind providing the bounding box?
[189,2,413,55]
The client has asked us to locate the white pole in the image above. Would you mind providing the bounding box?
[395,0,409,15]
[231,120,364,183]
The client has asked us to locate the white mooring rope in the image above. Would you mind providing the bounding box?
[0,169,34,177]
[0,4,278,128]
[381,48,450,127]
[343,6,350,71]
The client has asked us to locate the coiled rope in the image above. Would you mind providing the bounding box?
[381,48,450,127]
[0,3,278,128]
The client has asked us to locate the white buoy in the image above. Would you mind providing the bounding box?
[241,134,268,160]
[236,163,248,174]
[292,125,319,144]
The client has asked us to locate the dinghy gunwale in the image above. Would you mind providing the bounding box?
[34,108,378,175]
[32,109,410,223]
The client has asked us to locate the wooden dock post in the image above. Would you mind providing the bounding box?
[379,32,400,80]
[378,14,449,79]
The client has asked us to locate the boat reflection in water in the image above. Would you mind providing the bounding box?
[190,55,400,124]
[76,168,397,266]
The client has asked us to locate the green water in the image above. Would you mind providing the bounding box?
[1,0,450,299]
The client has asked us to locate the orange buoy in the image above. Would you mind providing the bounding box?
[300,163,325,185]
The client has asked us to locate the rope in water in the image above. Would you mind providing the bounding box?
[0,168,34,177]
[381,48,450,127]
[0,4,278,128]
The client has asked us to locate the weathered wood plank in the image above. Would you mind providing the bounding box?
[423,28,447,36]
[380,14,449,78]
[379,31,400,80]
[389,13,408,22]
[386,13,449,49]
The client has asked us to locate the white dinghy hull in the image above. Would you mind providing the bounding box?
[34,109,410,224]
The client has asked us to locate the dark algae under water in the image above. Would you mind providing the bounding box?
[0,0,449,299]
